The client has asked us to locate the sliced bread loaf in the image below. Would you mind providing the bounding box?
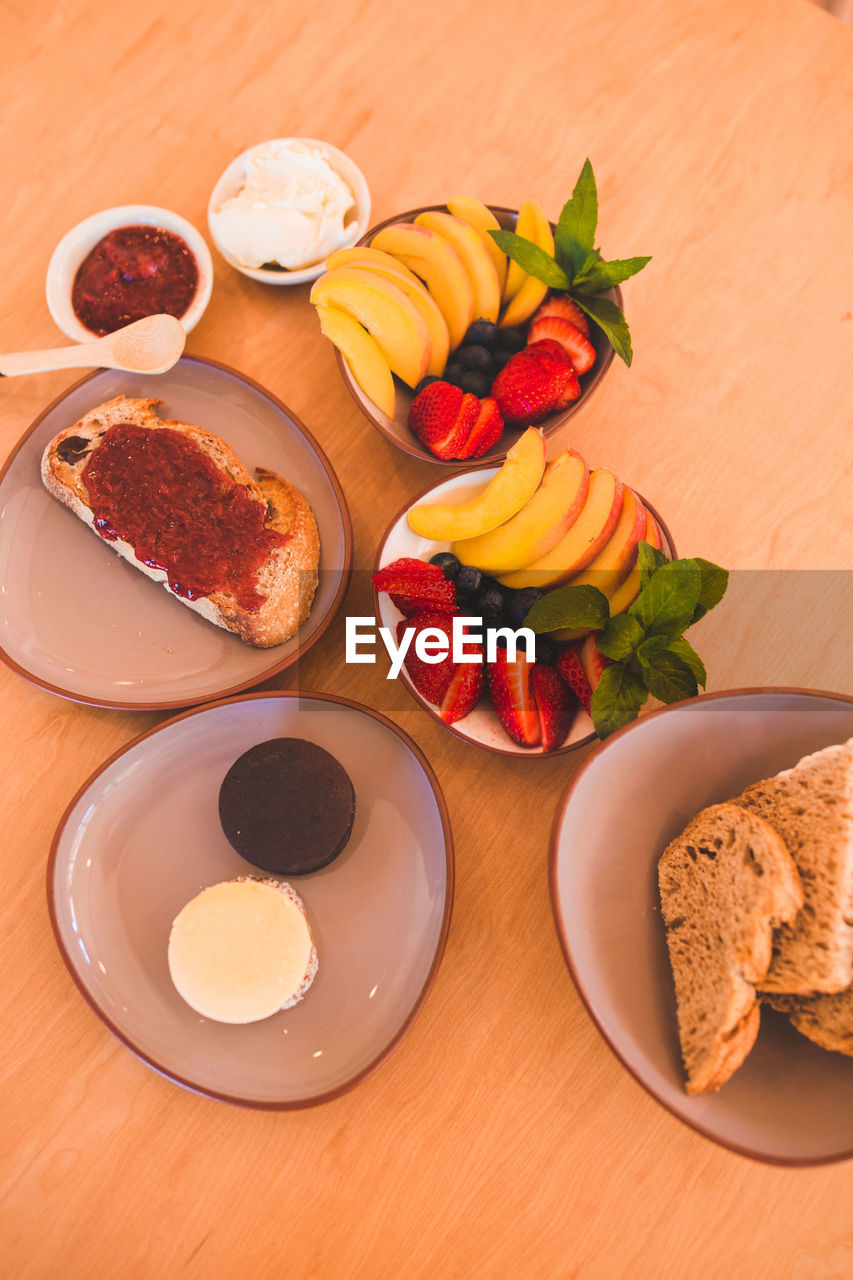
[658,802,803,1094]
[763,987,853,1057]
[732,740,853,994]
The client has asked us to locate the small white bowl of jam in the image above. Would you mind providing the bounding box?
[46,204,214,342]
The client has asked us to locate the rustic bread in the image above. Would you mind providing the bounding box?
[658,802,803,1095]
[731,740,853,995]
[41,395,319,647]
[763,987,853,1057]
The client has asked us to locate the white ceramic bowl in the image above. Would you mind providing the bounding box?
[207,137,371,286]
[46,204,213,342]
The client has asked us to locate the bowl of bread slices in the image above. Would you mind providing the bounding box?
[551,688,853,1165]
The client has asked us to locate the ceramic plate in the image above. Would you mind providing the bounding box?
[335,205,620,467]
[47,691,453,1107]
[374,466,675,757]
[551,688,853,1165]
[0,357,351,708]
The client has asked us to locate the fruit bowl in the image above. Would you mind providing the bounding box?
[374,462,675,757]
[333,205,621,467]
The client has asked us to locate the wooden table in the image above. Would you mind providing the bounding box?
[2,0,852,1274]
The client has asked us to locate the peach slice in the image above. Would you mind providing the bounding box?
[451,449,589,573]
[563,488,648,597]
[370,222,475,350]
[446,196,508,293]
[325,246,422,284]
[329,258,450,377]
[498,468,624,590]
[501,199,554,305]
[407,428,546,542]
[414,210,501,324]
[316,305,396,419]
[310,267,432,388]
[607,507,663,617]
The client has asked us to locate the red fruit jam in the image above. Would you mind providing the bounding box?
[71,225,199,335]
[81,423,286,612]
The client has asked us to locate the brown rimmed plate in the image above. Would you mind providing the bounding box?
[47,691,453,1108]
[374,464,675,757]
[334,204,620,467]
[0,357,352,709]
[550,688,853,1165]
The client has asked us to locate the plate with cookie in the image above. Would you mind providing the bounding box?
[0,357,351,708]
[550,688,853,1165]
[47,690,454,1107]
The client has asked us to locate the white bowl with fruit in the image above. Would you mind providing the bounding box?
[372,428,684,757]
[311,166,647,466]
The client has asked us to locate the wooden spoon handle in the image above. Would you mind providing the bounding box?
[0,341,109,376]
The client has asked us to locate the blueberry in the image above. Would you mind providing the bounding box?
[463,319,499,349]
[429,551,460,580]
[455,565,483,598]
[413,375,441,396]
[473,587,505,618]
[459,371,491,397]
[457,344,493,372]
[491,348,514,372]
[443,361,465,388]
[503,586,544,628]
[533,635,558,666]
[496,326,527,353]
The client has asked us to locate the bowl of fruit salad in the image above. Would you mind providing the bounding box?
[310,197,623,467]
[372,428,677,756]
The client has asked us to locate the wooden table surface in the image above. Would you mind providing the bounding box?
[1,0,852,1275]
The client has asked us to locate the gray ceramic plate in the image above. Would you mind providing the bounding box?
[551,688,853,1165]
[0,358,351,708]
[47,692,453,1107]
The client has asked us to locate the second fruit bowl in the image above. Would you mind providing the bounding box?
[331,205,620,467]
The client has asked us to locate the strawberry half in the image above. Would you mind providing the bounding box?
[487,648,540,746]
[528,315,596,375]
[439,644,484,724]
[531,295,590,338]
[408,381,479,460]
[456,396,504,459]
[491,351,568,424]
[398,612,457,705]
[531,662,577,752]
[372,558,457,616]
[555,645,594,714]
[579,630,613,691]
[523,339,581,409]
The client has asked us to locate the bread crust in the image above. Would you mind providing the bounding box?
[41,395,319,648]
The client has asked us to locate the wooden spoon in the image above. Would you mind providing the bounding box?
[0,313,186,376]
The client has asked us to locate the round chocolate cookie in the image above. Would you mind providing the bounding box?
[219,738,356,875]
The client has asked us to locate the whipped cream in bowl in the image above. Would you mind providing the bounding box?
[208,138,370,285]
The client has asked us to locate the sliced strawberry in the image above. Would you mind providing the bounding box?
[456,396,504,459]
[579,630,613,691]
[527,316,596,375]
[372,559,457,616]
[487,648,540,746]
[531,662,576,752]
[408,381,462,441]
[555,645,593,714]
[439,645,484,724]
[523,339,581,409]
[523,337,574,372]
[491,351,568,424]
[398,613,456,705]
[531,295,590,337]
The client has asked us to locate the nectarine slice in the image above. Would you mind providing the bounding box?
[371,223,475,350]
[310,267,432,388]
[316,305,395,419]
[446,196,508,293]
[414,210,501,324]
[332,259,450,377]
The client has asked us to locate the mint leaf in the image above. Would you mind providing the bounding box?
[555,158,598,280]
[666,636,707,687]
[636,644,699,703]
[488,231,570,290]
[629,560,702,636]
[573,255,652,293]
[636,540,668,587]
[590,663,647,738]
[523,584,610,634]
[573,295,634,367]
[692,558,729,622]
[596,612,645,660]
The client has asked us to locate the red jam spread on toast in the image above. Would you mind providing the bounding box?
[81,423,286,611]
[71,225,198,335]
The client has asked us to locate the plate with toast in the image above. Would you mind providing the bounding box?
[551,688,853,1165]
[0,357,352,708]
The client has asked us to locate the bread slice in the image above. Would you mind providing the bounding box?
[658,802,803,1094]
[41,396,319,647]
[731,740,853,994]
[763,986,853,1057]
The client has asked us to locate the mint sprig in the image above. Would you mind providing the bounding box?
[488,158,651,367]
[523,546,728,739]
